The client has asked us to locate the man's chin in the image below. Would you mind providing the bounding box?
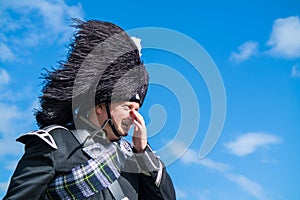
[114,129,128,138]
[120,126,130,137]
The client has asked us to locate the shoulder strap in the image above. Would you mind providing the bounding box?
[17,125,68,149]
[70,129,94,147]
[70,129,128,200]
[108,180,128,200]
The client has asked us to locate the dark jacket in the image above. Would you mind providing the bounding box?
[3,125,176,200]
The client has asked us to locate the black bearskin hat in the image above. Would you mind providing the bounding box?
[35,19,149,128]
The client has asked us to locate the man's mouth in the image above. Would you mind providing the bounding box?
[121,120,133,131]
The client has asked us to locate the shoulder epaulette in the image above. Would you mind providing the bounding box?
[17,125,69,149]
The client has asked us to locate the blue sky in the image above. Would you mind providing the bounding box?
[0,0,300,199]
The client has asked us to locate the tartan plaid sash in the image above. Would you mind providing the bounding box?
[46,141,127,200]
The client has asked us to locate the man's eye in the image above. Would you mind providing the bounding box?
[123,105,131,110]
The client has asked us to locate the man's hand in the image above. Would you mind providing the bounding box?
[130,110,147,152]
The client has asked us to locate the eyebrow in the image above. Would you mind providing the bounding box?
[122,102,132,108]
[126,102,139,110]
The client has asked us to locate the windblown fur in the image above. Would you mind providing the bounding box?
[35,19,149,128]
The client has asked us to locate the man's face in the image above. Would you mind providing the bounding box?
[105,101,140,139]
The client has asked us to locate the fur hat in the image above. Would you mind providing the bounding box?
[35,19,149,128]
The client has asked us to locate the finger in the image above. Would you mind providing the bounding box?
[132,120,146,137]
[132,119,143,132]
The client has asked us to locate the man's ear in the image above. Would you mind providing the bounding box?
[95,104,104,115]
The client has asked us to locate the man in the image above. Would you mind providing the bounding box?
[4,19,176,200]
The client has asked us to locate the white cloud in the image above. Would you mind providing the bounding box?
[0,86,37,102]
[174,187,211,200]
[229,16,300,63]
[197,189,210,200]
[0,104,21,134]
[225,173,268,200]
[224,132,282,157]
[229,41,259,63]
[0,43,15,62]
[168,140,230,172]
[0,103,35,156]
[170,141,271,199]
[4,160,19,171]
[0,139,23,156]
[0,181,9,195]
[175,187,188,199]
[181,149,230,172]
[0,0,84,61]
[267,16,300,58]
[0,69,37,158]
[291,64,300,78]
[0,68,10,85]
